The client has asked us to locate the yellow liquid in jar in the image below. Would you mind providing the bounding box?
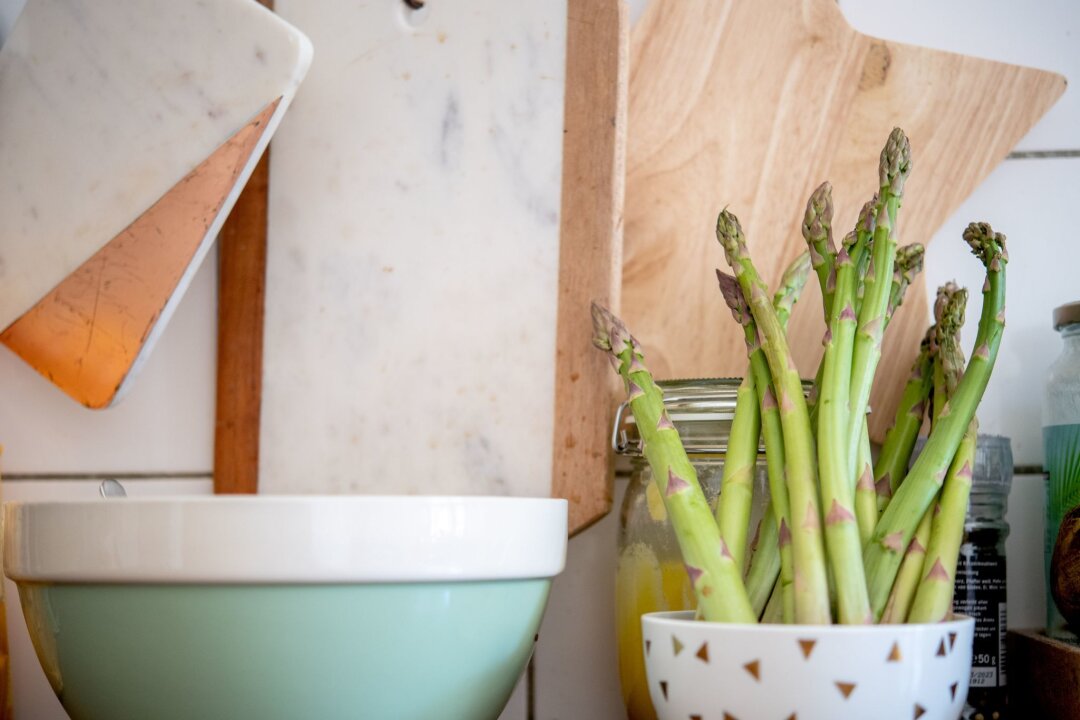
[615,543,695,720]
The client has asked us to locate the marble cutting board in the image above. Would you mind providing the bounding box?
[0,0,311,407]
[261,0,582,500]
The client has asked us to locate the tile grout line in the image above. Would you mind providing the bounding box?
[2,471,211,481]
[526,656,536,720]
[1006,149,1080,160]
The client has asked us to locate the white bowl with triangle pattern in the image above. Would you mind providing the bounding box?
[642,611,974,720]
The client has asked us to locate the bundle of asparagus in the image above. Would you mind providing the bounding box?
[592,128,1008,625]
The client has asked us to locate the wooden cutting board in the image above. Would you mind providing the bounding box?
[623,0,1064,438]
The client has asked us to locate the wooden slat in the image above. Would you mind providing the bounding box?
[551,0,628,535]
[214,149,270,494]
[624,0,1065,440]
[213,0,274,495]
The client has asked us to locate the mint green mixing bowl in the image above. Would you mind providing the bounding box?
[4,496,567,720]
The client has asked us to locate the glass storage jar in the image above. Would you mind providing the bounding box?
[613,379,768,720]
[1043,301,1080,639]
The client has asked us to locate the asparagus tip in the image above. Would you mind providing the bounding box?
[858,194,879,235]
[962,222,1008,269]
[590,302,634,355]
[879,127,913,197]
[802,181,834,246]
[716,269,749,324]
[715,208,747,266]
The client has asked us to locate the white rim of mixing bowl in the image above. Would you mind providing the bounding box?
[3,496,567,584]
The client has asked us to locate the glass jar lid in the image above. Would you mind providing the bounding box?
[612,378,760,457]
[1053,301,1080,331]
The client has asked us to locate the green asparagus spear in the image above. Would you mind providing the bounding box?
[854,422,877,546]
[881,509,931,623]
[744,509,781,618]
[718,251,811,624]
[887,244,926,324]
[802,182,837,320]
[882,288,962,621]
[908,422,977,622]
[816,222,872,623]
[865,223,1007,620]
[717,211,831,624]
[847,129,912,482]
[592,304,756,623]
[908,287,976,623]
[874,329,934,507]
[716,373,761,571]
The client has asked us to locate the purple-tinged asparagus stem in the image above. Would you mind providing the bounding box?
[802,182,837,320]
[717,211,831,625]
[718,272,793,620]
[865,222,1007,621]
[847,129,912,483]
[719,252,811,623]
[591,304,756,623]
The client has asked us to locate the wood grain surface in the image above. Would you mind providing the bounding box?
[214,149,271,495]
[552,0,628,534]
[1008,629,1080,720]
[624,0,1064,439]
[214,0,275,495]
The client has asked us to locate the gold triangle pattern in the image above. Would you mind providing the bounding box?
[798,639,817,659]
[836,681,856,699]
[948,632,957,650]
[695,642,709,663]
[723,714,739,720]
[887,642,903,662]
[950,682,958,700]
[673,636,684,656]
[743,659,760,681]
[1,99,281,408]
[659,680,668,700]
[645,640,651,655]
[914,704,926,719]
[936,639,947,657]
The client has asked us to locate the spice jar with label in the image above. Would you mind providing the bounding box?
[612,379,769,720]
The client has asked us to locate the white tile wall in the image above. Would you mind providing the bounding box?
[0,1,1075,719]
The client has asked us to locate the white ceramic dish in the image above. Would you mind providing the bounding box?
[4,495,567,583]
[643,610,974,720]
[3,495,568,720]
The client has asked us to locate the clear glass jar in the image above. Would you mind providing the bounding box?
[612,379,768,720]
[954,435,1012,720]
[1043,302,1080,639]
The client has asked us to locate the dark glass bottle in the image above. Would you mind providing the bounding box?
[954,435,1012,720]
